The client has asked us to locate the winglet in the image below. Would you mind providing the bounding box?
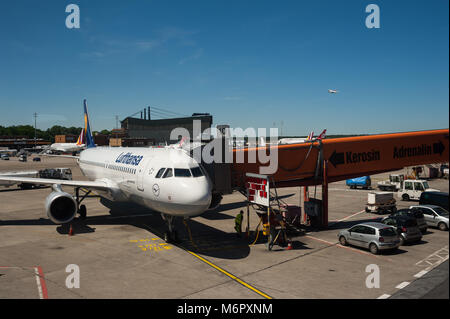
[83,99,96,148]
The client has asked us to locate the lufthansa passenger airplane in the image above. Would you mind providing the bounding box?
[0,100,213,242]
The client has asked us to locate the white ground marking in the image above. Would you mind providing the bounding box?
[329,210,366,225]
[377,294,391,299]
[413,270,429,278]
[415,246,449,271]
[395,282,410,289]
[34,267,44,299]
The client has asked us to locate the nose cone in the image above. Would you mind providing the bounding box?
[176,177,212,216]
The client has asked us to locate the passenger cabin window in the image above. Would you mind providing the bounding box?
[379,228,396,237]
[405,219,417,227]
[199,165,208,176]
[385,219,396,226]
[155,168,166,178]
[349,226,363,233]
[405,182,413,190]
[175,168,191,177]
[190,167,204,177]
[398,210,409,216]
[414,183,424,191]
[163,168,173,178]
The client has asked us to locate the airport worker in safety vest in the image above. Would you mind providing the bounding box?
[234,210,244,237]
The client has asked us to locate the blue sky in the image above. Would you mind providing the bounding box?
[0,0,448,135]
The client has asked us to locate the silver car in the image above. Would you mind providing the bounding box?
[338,222,400,255]
[410,205,449,231]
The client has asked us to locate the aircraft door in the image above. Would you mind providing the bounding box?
[137,157,153,191]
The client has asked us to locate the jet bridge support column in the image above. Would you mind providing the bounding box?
[302,186,309,224]
[322,160,329,228]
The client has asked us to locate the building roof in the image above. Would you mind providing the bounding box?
[121,115,213,127]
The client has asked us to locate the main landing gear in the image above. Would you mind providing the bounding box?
[161,213,178,243]
[78,204,87,219]
[75,187,97,220]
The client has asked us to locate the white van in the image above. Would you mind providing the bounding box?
[398,180,439,201]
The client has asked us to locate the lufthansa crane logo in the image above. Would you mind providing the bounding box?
[152,184,160,197]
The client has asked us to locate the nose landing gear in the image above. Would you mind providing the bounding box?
[161,213,178,243]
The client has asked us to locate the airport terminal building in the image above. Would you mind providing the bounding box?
[117,114,213,146]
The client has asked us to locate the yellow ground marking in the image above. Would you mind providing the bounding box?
[132,239,172,252]
[186,250,272,299]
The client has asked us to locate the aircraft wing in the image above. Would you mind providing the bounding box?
[0,176,109,190]
[41,154,79,159]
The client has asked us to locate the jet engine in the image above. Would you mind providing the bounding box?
[45,191,77,224]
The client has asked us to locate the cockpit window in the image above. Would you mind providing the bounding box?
[175,168,192,177]
[155,168,166,178]
[190,167,204,177]
[199,165,208,177]
[163,168,173,178]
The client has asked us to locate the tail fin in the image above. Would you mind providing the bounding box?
[76,128,85,145]
[306,131,314,141]
[259,136,266,147]
[83,99,96,148]
[317,129,327,140]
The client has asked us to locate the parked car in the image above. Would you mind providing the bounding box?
[1,154,10,160]
[381,216,422,245]
[419,191,449,211]
[33,157,41,162]
[383,208,427,233]
[338,222,400,254]
[409,205,449,231]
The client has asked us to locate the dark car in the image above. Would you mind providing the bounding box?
[33,157,41,162]
[382,215,422,245]
[384,208,427,233]
[419,192,449,211]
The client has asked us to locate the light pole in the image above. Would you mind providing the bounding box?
[33,112,37,149]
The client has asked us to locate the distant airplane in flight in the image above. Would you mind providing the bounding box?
[328,89,338,94]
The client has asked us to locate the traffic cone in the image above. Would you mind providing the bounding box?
[286,240,293,250]
[68,224,74,236]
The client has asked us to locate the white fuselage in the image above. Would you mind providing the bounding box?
[278,138,307,145]
[50,143,85,153]
[77,147,213,217]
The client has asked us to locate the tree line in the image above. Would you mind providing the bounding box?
[0,125,110,143]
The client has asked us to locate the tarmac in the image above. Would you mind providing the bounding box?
[0,155,448,299]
